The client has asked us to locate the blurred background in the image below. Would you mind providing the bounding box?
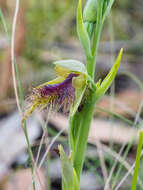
[0,0,143,190]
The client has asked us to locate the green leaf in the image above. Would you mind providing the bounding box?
[70,84,87,117]
[131,131,143,190]
[73,168,80,190]
[102,0,115,22]
[95,48,123,102]
[58,145,79,190]
[54,59,87,74]
[77,0,92,59]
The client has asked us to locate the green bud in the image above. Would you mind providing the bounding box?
[83,0,97,23]
[84,22,95,39]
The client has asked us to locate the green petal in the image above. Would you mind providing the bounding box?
[36,77,64,88]
[71,74,88,117]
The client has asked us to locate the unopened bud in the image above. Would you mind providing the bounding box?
[83,0,97,23]
[84,22,95,39]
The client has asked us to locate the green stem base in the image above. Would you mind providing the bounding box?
[69,89,96,181]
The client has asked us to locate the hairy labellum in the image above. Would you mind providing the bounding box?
[22,73,78,123]
[38,73,78,111]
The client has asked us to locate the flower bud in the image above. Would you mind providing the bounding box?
[84,22,95,39]
[83,0,97,23]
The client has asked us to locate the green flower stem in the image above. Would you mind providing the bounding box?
[70,3,104,180]
[68,41,123,190]
[131,130,143,190]
[69,114,81,156]
[69,0,108,184]
[62,1,118,189]
[69,90,97,180]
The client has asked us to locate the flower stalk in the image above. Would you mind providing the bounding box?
[68,0,123,186]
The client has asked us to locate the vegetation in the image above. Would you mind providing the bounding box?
[0,0,143,190]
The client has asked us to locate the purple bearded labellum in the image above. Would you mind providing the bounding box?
[22,73,78,123]
[38,73,78,109]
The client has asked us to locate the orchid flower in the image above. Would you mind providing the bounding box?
[22,60,88,123]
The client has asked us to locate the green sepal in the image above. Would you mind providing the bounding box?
[54,59,87,74]
[77,0,92,59]
[58,145,79,190]
[95,48,123,102]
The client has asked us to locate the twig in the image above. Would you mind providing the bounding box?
[38,127,65,169]
[96,140,108,186]
[11,0,22,115]
[104,142,125,190]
